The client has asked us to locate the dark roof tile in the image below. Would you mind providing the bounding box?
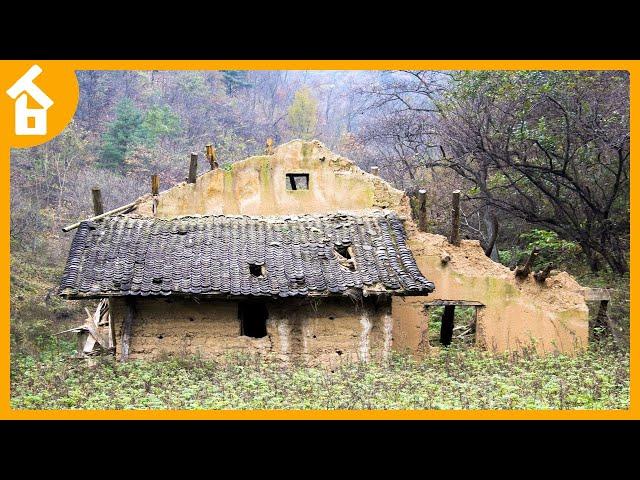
[59,211,434,299]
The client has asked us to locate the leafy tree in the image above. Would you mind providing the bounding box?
[99,99,144,169]
[439,71,629,273]
[221,70,251,96]
[287,87,318,140]
[139,105,181,145]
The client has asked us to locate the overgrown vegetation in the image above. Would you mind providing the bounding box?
[11,344,628,410]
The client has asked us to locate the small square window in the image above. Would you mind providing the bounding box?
[286,173,309,190]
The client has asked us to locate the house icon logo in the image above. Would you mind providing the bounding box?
[6,65,54,135]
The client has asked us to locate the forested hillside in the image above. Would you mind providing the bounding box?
[9,70,630,410]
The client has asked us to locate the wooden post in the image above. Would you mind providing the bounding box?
[450,190,461,246]
[440,305,455,346]
[151,174,159,216]
[120,298,136,361]
[91,187,104,216]
[534,263,554,283]
[107,299,115,351]
[151,174,159,196]
[206,144,218,170]
[515,247,540,279]
[265,138,274,155]
[188,153,198,184]
[371,166,379,176]
[418,188,428,232]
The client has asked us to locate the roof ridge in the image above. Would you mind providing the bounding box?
[110,210,401,223]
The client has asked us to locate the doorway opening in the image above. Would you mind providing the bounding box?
[426,301,482,347]
[239,302,268,338]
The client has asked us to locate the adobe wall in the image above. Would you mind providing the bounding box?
[392,232,589,355]
[128,139,589,355]
[135,140,409,217]
[111,296,393,367]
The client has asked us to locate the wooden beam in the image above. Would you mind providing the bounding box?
[450,190,461,246]
[426,300,484,307]
[515,247,540,279]
[188,153,198,183]
[440,305,455,346]
[120,298,136,361]
[62,202,137,232]
[91,187,104,216]
[418,188,428,232]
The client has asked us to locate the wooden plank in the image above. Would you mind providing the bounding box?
[425,300,484,307]
[120,298,136,361]
[83,333,96,354]
[62,202,137,232]
[84,319,109,349]
[54,325,89,335]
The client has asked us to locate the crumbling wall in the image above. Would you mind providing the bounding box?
[392,231,589,355]
[112,296,392,367]
[135,140,408,217]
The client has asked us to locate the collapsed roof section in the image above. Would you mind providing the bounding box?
[59,211,435,299]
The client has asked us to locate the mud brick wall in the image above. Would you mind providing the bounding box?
[112,296,393,367]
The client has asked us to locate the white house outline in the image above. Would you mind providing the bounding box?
[6,65,54,135]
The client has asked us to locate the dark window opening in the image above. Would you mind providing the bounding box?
[249,262,266,277]
[428,305,477,347]
[334,243,356,272]
[239,302,268,338]
[286,173,309,190]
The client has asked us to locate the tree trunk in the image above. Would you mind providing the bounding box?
[483,209,499,261]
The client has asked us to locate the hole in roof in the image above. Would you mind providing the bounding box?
[249,263,266,277]
[334,244,356,272]
[286,173,309,190]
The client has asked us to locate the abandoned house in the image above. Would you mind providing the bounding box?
[58,139,593,365]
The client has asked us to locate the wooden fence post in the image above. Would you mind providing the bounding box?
[450,190,461,246]
[188,153,198,183]
[91,187,104,216]
[418,188,428,232]
[151,174,159,216]
[206,144,218,170]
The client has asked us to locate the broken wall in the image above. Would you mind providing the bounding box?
[392,232,589,354]
[135,140,407,217]
[112,296,393,368]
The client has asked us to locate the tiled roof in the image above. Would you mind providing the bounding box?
[59,212,434,299]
